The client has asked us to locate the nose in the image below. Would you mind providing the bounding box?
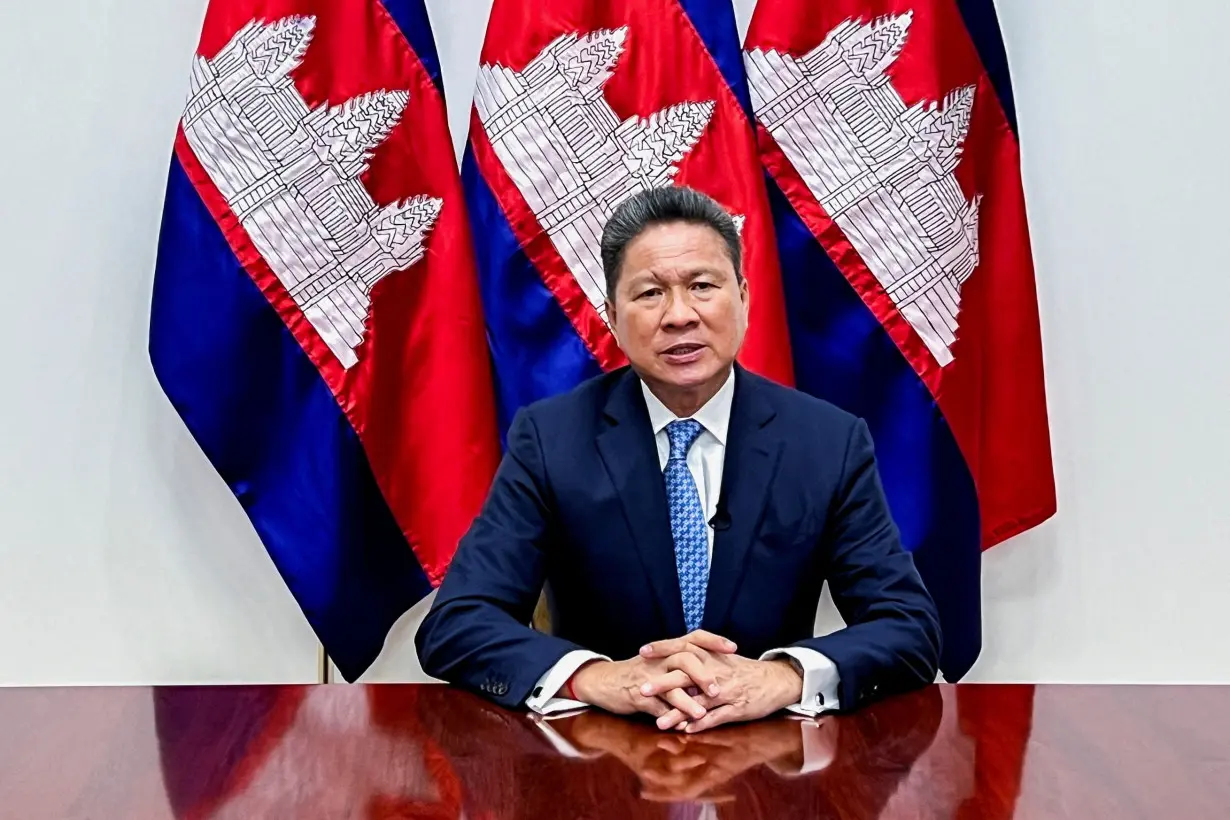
[661,288,700,329]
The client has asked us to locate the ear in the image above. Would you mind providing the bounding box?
[605,299,619,343]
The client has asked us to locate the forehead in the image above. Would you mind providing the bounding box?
[620,221,733,281]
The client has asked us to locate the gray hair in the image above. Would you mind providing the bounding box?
[600,186,743,300]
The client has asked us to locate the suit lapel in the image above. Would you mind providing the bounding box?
[596,369,687,637]
[703,366,781,634]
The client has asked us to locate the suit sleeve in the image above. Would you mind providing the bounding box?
[795,419,943,712]
[415,407,586,708]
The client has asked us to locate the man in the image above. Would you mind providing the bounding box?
[416,186,941,731]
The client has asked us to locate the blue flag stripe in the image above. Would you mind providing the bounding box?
[461,148,602,440]
[149,157,433,681]
[765,178,983,679]
[954,0,1018,135]
[380,0,445,94]
[675,0,755,123]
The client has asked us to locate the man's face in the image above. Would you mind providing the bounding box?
[607,221,749,396]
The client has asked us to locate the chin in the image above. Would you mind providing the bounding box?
[655,362,721,390]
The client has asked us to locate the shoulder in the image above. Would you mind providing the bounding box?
[504,369,630,472]
[739,367,861,437]
[738,370,874,488]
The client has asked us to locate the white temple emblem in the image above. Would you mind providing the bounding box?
[746,12,981,366]
[181,16,441,369]
[475,29,723,325]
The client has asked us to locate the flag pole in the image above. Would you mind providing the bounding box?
[317,644,332,684]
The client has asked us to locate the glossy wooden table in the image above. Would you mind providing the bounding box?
[1,683,1228,818]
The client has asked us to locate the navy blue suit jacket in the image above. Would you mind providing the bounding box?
[416,364,941,712]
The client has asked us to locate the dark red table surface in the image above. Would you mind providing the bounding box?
[1,683,1228,818]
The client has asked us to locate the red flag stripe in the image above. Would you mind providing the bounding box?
[470,0,794,386]
[747,0,1055,546]
[186,0,499,580]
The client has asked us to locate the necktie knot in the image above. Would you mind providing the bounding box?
[666,420,703,462]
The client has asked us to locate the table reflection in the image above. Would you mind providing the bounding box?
[412,685,945,819]
[29,682,1230,817]
[154,686,459,820]
[149,683,1029,819]
[536,709,836,802]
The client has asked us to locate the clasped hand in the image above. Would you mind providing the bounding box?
[570,630,803,732]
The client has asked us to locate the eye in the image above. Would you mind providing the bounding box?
[635,287,662,300]
[692,281,715,291]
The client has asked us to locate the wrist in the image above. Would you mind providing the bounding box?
[768,658,804,706]
[569,659,610,704]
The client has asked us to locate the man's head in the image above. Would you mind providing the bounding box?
[601,186,749,411]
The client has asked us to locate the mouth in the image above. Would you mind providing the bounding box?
[660,343,706,364]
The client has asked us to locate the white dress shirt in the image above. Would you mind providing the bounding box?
[525,369,842,716]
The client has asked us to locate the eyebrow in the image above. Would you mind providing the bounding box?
[626,268,723,288]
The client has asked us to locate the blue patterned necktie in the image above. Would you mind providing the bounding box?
[665,420,708,632]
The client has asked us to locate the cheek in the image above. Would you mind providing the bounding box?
[703,304,744,343]
[620,312,659,347]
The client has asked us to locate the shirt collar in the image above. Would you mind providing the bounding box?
[640,367,735,447]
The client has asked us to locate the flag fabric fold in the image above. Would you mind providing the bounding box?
[149,0,499,680]
[745,0,1055,679]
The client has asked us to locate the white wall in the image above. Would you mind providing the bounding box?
[970,0,1230,682]
[1,0,1227,686]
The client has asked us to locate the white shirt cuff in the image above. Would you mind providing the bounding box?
[524,650,609,714]
[759,646,841,715]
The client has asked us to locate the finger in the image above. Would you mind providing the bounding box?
[662,687,708,722]
[664,653,722,698]
[656,692,718,729]
[656,707,687,731]
[640,630,737,659]
[638,670,694,698]
[636,696,670,719]
[685,704,740,733]
[639,637,692,658]
[684,630,740,654]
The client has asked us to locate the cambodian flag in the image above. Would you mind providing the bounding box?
[463,0,794,431]
[745,0,1055,678]
[148,0,500,681]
